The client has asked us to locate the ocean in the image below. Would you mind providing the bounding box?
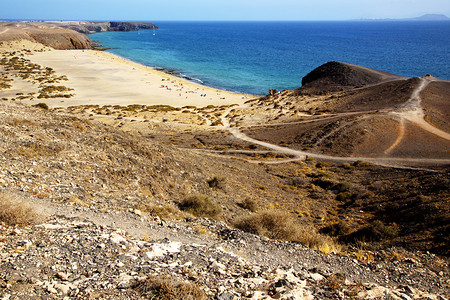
[90,21,450,95]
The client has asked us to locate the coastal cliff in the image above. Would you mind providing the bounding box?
[59,21,158,34]
[0,21,157,50]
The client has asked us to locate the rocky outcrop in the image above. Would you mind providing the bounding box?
[26,28,93,50]
[0,21,158,50]
[60,21,158,34]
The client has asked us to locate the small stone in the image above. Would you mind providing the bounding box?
[54,283,71,294]
[117,274,136,289]
[46,284,58,294]
[1,294,11,300]
[211,261,226,271]
[117,281,132,289]
[309,273,324,282]
[19,240,32,248]
[56,272,68,281]
[109,233,126,244]
[218,292,235,300]
[274,278,293,289]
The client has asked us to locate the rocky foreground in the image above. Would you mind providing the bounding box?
[0,102,448,299]
[2,212,448,300]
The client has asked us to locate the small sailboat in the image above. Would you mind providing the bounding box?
[153,27,156,36]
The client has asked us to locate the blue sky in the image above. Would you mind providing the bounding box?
[2,0,449,21]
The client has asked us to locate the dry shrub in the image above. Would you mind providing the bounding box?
[0,192,39,226]
[16,141,64,158]
[32,102,48,110]
[349,220,399,242]
[238,198,258,212]
[178,194,222,218]
[234,210,340,254]
[139,203,180,219]
[321,220,352,236]
[136,275,206,300]
[207,176,226,189]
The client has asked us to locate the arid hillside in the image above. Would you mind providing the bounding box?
[0,21,93,49]
[238,62,450,164]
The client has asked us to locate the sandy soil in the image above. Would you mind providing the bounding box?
[29,49,253,108]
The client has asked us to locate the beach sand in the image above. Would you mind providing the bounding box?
[26,48,253,108]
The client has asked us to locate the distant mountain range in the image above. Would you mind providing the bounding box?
[360,14,449,21]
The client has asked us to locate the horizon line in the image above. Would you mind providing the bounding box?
[2,18,450,23]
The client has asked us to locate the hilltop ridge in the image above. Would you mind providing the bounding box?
[299,61,403,93]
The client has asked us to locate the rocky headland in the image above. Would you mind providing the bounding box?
[0,21,157,50]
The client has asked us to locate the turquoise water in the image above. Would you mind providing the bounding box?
[90,21,450,95]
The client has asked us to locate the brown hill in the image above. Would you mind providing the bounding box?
[298,61,405,94]
[242,63,450,162]
[0,21,93,49]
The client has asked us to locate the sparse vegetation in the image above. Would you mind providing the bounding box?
[139,203,180,219]
[0,54,74,99]
[0,192,39,226]
[234,210,341,254]
[207,176,226,189]
[33,102,49,110]
[136,275,206,300]
[321,220,352,236]
[178,194,222,218]
[348,220,399,242]
[238,198,258,212]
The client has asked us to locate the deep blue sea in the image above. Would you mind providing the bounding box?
[90,21,450,95]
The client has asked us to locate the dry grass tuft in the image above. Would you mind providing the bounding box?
[139,203,180,219]
[136,275,206,300]
[32,102,49,110]
[348,220,399,242]
[207,176,226,190]
[178,194,222,218]
[238,198,258,212]
[234,210,340,254]
[0,192,40,226]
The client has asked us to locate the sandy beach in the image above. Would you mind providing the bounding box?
[26,48,252,108]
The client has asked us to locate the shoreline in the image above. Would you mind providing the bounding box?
[0,35,256,109]
[92,44,262,97]
[100,49,259,96]
[25,46,255,108]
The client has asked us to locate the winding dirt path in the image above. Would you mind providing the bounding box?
[384,117,405,154]
[220,108,306,160]
[216,81,450,168]
[385,77,450,153]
